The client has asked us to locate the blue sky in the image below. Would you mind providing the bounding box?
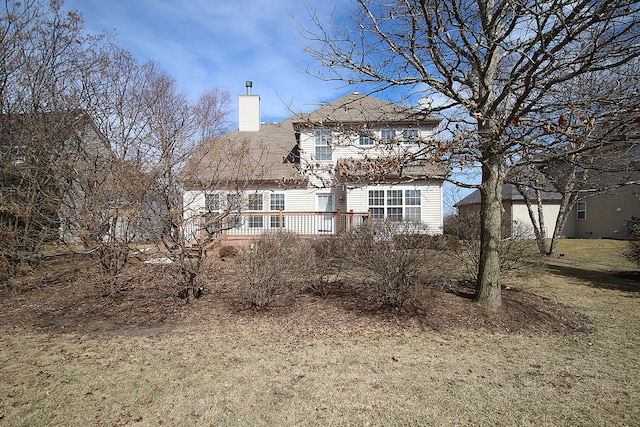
[63,0,473,209]
[64,0,355,125]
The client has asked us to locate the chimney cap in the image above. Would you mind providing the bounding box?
[245,81,252,88]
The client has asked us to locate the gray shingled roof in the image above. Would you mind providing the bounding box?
[183,92,445,188]
[182,119,303,187]
[455,183,563,207]
[291,92,441,126]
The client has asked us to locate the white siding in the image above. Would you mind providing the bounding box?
[298,126,434,166]
[183,190,205,220]
[238,94,260,132]
[346,182,443,234]
[511,202,561,238]
[184,124,444,236]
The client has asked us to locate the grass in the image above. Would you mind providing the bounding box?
[1,239,639,426]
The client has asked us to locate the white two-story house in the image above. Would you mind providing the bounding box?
[181,85,446,240]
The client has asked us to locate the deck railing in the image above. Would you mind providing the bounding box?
[183,210,370,243]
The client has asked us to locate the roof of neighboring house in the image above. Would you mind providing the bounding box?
[291,92,441,126]
[0,110,112,163]
[455,183,563,207]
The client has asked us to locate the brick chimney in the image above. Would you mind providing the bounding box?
[238,81,260,132]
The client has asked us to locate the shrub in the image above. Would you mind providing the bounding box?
[235,232,305,308]
[345,220,431,308]
[626,240,640,266]
[447,212,535,281]
[306,237,346,296]
[218,244,238,259]
[625,217,640,266]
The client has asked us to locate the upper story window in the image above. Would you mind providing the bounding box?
[402,128,419,144]
[381,129,396,142]
[314,129,333,160]
[359,132,374,146]
[577,201,586,220]
[205,193,220,213]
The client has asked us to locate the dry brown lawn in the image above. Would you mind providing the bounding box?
[0,239,638,426]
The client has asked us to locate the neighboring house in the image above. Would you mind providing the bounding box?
[0,111,163,245]
[182,85,447,240]
[455,184,565,238]
[571,184,640,239]
[0,111,110,245]
[455,183,640,239]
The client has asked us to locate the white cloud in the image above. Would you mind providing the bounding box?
[65,0,350,126]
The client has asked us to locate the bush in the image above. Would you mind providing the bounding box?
[447,212,535,281]
[235,232,306,308]
[626,240,640,266]
[625,217,640,266]
[218,244,238,259]
[306,237,346,296]
[345,220,432,308]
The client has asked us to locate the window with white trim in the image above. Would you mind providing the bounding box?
[227,193,242,227]
[203,193,221,234]
[577,201,586,220]
[359,132,374,146]
[381,129,395,142]
[314,129,333,160]
[205,193,219,213]
[270,193,285,228]
[386,189,403,220]
[367,189,422,221]
[247,193,263,228]
[402,128,419,144]
[404,189,421,220]
[368,190,385,219]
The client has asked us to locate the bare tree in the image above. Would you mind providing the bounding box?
[175,133,272,302]
[194,88,233,141]
[132,68,255,302]
[0,0,106,285]
[39,40,156,291]
[509,61,640,256]
[300,0,640,307]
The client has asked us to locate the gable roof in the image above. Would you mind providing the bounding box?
[455,183,563,207]
[1,110,113,166]
[183,92,445,188]
[182,119,303,188]
[291,92,441,126]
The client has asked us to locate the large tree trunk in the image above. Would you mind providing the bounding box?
[475,154,504,308]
